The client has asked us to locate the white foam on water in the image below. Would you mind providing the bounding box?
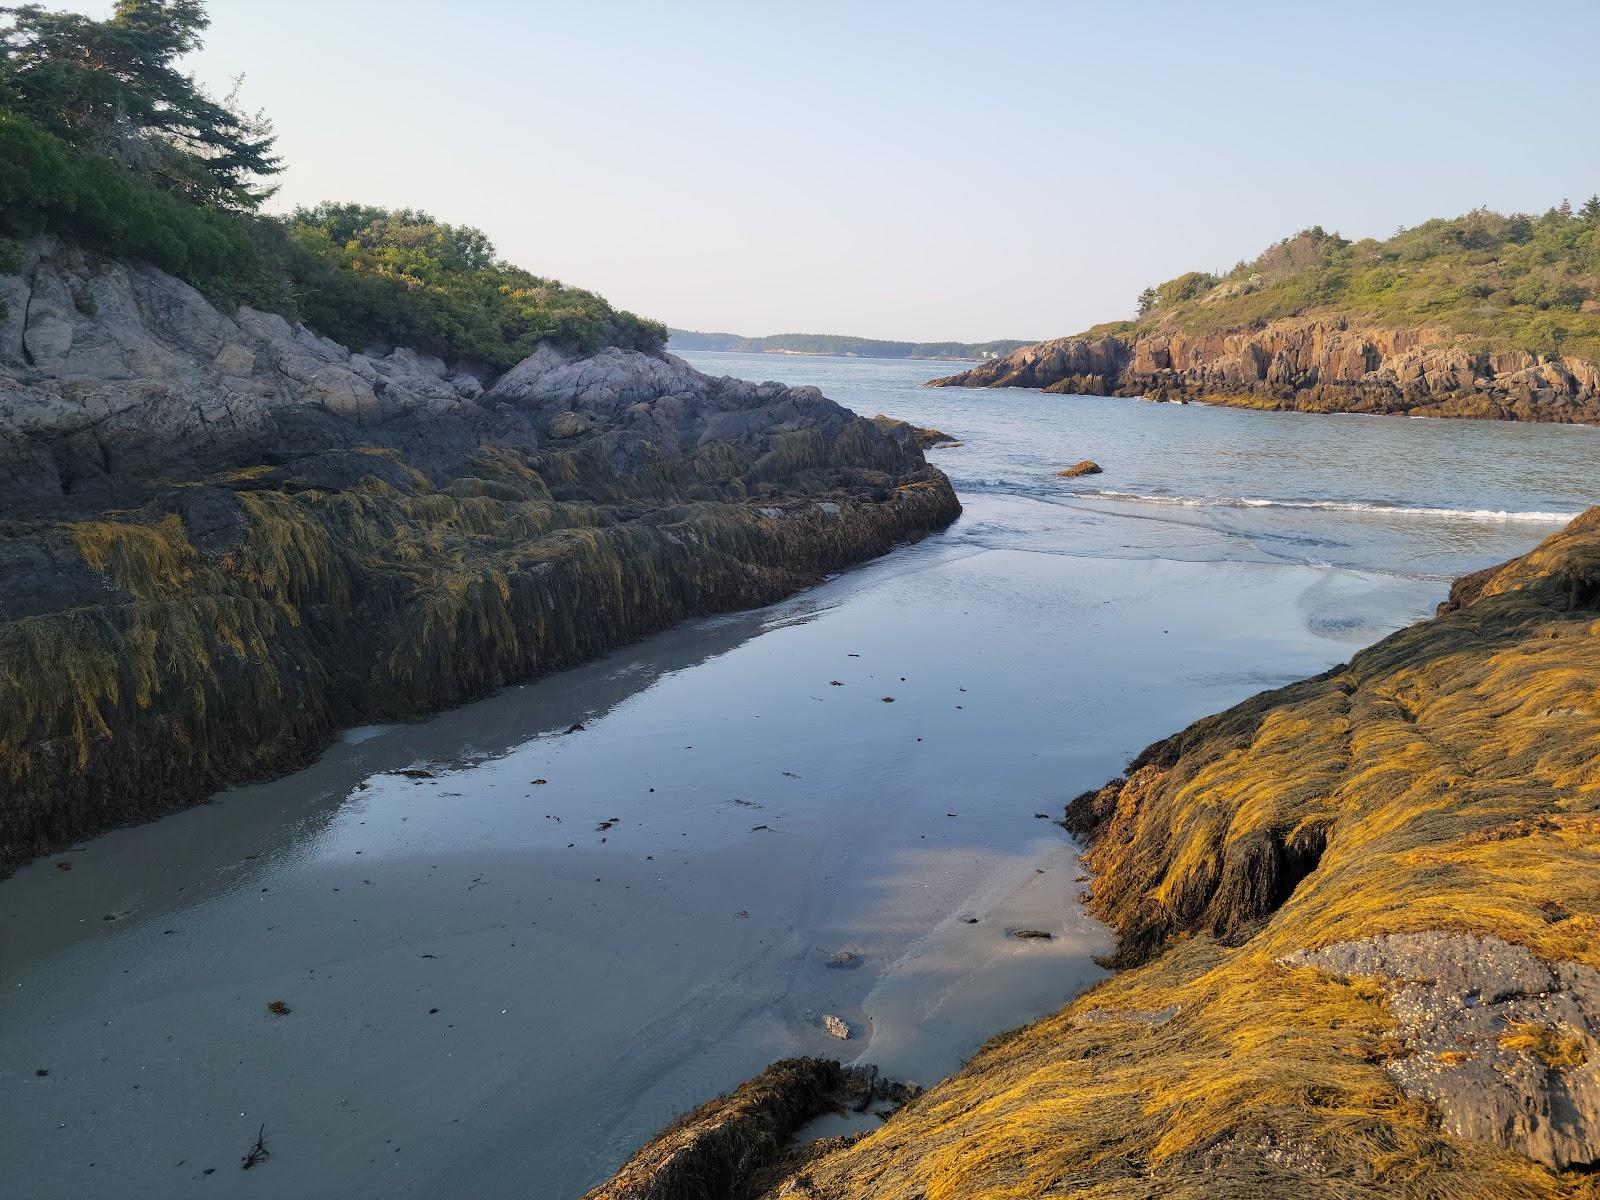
[1071,489,1578,523]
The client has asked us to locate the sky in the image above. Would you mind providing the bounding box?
[56,0,1600,341]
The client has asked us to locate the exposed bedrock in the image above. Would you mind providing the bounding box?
[930,319,1600,423]
[0,240,959,869]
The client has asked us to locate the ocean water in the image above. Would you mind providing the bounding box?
[1,353,1594,1200]
[685,350,1598,581]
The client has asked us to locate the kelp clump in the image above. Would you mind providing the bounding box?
[595,510,1600,1199]
[0,248,958,868]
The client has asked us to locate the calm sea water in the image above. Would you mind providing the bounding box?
[683,349,1598,580]
[3,352,1593,1200]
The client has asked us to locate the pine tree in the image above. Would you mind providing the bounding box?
[0,1,279,207]
[1580,194,1600,223]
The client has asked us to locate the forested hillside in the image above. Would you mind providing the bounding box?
[934,205,1600,423]
[0,1,663,369]
[1122,207,1600,363]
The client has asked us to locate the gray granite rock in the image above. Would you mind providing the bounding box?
[1282,931,1600,1168]
[0,239,919,517]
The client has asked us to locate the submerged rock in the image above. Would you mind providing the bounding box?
[1056,460,1102,478]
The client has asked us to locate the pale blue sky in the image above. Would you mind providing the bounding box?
[64,1,1600,340]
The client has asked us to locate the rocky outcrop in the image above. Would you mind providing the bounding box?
[868,414,955,451]
[1282,933,1600,1170]
[930,318,1600,423]
[1056,460,1101,478]
[596,510,1600,1198]
[0,240,959,869]
[581,1058,915,1200]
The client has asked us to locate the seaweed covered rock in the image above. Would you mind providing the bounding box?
[0,241,959,869]
[582,1058,848,1200]
[600,509,1600,1199]
[868,414,956,451]
[1056,460,1101,478]
[584,1059,920,1200]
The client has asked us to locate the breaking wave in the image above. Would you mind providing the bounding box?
[1068,489,1578,523]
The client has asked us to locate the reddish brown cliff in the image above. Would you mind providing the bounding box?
[932,318,1600,423]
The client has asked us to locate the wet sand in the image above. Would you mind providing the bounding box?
[1,490,1446,1199]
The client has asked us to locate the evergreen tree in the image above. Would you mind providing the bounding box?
[1581,194,1600,223]
[0,1,279,207]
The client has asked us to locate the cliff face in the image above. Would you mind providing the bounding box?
[0,240,959,869]
[594,510,1600,1199]
[930,318,1600,422]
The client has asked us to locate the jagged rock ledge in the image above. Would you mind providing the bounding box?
[929,319,1600,423]
[0,240,959,870]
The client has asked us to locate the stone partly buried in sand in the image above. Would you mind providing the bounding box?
[0,239,959,871]
[594,509,1600,1198]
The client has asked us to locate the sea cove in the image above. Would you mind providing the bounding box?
[4,354,1590,1197]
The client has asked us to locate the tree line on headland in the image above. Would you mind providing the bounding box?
[1122,204,1600,363]
[0,0,664,371]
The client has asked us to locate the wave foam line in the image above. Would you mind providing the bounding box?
[1073,490,1579,522]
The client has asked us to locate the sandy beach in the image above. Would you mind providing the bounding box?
[0,481,1447,1198]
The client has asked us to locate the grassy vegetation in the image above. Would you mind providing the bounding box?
[767,509,1600,1198]
[1130,206,1600,362]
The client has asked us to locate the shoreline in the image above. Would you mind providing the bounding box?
[0,493,1445,1199]
[931,377,1600,428]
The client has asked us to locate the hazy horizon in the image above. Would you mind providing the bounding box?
[53,0,1600,342]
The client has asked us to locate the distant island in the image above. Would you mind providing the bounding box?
[933,203,1600,423]
[668,328,1035,361]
